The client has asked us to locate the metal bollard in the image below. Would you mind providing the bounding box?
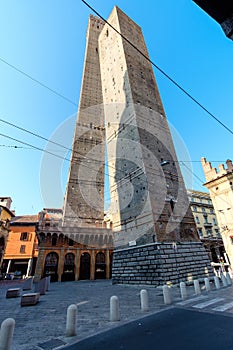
[226,272,232,286]
[0,318,15,350]
[214,276,220,290]
[180,282,187,300]
[66,304,77,337]
[204,277,211,292]
[221,274,228,287]
[163,285,171,305]
[194,279,201,295]
[110,296,120,322]
[140,289,149,312]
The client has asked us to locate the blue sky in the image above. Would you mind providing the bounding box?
[0,1,232,215]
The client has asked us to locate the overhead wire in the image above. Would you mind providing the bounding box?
[81,0,233,136]
[0,1,231,212]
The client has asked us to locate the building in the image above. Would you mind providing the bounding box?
[193,0,233,40]
[35,6,212,285]
[35,209,113,282]
[3,215,39,278]
[202,158,233,268]
[99,6,212,285]
[187,189,227,272]
[0,199,14,274]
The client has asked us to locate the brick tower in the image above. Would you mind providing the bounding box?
[36,7,213,285]
[98,7,213,285]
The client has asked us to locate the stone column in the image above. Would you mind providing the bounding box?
[75,250,80,281]
[58,249,65,282]
[34,248,45,282]
[106,250,110,279]
[6,260,11,273]
[26,258,33,277]
[90,250,95,280]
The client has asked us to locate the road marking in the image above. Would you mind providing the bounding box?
[212,301,233,312]
[193,297,224,309]
[177,295,207,306]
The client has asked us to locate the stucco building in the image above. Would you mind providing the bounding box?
[3,215,39,278]
[187,189,227,271]
[202,158,233,268]
[0,197,14,274]
[35,209,113,282]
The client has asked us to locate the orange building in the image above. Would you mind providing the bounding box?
[3,215,39,278]
[0,197,14,274]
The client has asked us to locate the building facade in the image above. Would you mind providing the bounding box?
[3,215,38,279]
[35,7,213,285]
[35,209,113,282]
[0,200,14,274]
[202,158,233,268]
[187,189,227,272]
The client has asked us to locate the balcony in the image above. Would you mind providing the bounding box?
[204,222,213,227]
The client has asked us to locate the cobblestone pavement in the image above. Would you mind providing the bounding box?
[0,279,233,350]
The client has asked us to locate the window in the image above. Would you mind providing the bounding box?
[193,206,197,212]
[203,215,208,224]
[20,245,26,254]
[210,208,214,214]
[202,207,206,213]
[213,218,217,225]
[207,229,212,237]
[198,228,203,237]
[195,216,200,224]
[20,232,28,241]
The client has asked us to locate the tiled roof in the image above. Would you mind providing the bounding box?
[10,215,38,225]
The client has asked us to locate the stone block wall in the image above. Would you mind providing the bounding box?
[112,242,213,286]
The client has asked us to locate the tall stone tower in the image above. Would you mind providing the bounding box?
[98,7,213,285]
[63,15,105,227]
[202,158,233,266]
[35,7,213,285]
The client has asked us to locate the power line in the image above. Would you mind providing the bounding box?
[81,0,233,136]
[0,57,78,107]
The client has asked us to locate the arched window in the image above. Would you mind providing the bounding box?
[95,252,106,279]
[51,234,57,246]
[80,253,90,280]
[44,252,59,282]
[62,253,75,282]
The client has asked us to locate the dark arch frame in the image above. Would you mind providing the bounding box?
[80,252,90,280]
[95,252,106,279]
[44,252,59,282]
[62,253,75,282]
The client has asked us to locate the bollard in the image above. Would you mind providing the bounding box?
[204,277,211,292]
[66,304,77,337]
[214,276,220,290]
[110,296,120,322]
[194,279,201,295]
[140,289,149,312]
[180,282,187,300]
[0,318,15,350]
[226,272,232,286]
[162,285,171,305]
[221,274,228,287]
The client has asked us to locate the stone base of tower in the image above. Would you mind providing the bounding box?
[112,242,213,286]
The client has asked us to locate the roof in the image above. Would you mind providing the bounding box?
[187,189,210,198]
[0,205,15,217]
[10,215,38,226]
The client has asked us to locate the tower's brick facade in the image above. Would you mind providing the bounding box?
[99,7,198,248]
[35,7,213,285]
